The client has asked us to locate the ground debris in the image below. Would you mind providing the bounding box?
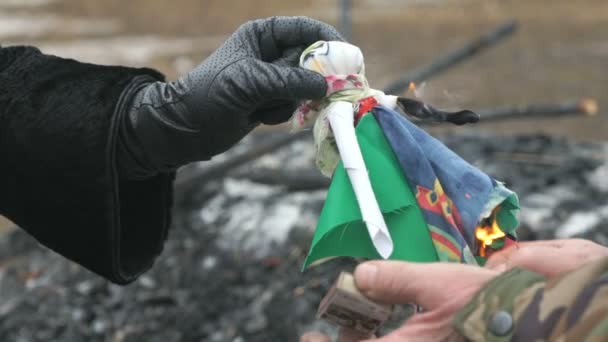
[1,133,606,341]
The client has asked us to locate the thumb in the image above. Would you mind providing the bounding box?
[250,59,327,101]
[300,332,331,342]
[354,261,497,309]
[487,244,599,278]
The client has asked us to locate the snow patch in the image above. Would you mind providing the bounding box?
[199,194,227,225]
[210,183,326,257]
[525,185,578,209]
[0,15,119,39]
[588,162,608,193]
[519,207,552,231]
[223,178,281,199]
[556,211,602,238]
[257,203,301,244]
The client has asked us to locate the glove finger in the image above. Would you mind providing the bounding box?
[273,46,305,68]
[249,59,327,101]
[269,16,345,49]
[253,99,297,125]
[245,16,343,62]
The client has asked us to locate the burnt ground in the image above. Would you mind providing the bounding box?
[1,132,607,342]
[1,0,608,341]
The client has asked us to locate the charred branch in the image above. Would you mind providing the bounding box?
[383,20,518,95]
[477,98,598,122]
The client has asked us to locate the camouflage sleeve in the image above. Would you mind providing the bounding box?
[453,257,608,341]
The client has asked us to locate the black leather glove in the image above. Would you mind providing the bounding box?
[117,16,344,179]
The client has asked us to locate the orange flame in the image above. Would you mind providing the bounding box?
[476,217,506,257]
[407,81,417,94]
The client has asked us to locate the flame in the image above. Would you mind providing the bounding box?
[406,81,426,98]
[407,81,417,94]
[476,216,506,257]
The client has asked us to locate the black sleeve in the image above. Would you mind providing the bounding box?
[0,46,175,284]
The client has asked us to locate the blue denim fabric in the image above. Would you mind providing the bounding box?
[373,105,505,255]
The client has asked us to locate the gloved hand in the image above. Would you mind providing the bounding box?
[118,16,344,179]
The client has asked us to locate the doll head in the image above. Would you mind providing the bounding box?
[300,41,365,76]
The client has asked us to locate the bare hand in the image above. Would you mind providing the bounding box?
[301,261,498,342]
[486,239,608,277]
[300,329,370,342]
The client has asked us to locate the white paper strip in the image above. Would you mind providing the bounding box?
[326,101,394,259]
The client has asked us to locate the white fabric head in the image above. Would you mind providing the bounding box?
[300,41,365,76]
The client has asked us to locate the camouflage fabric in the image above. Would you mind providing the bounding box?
[454,257,608,341]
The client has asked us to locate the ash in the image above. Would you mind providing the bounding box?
[1,132,606,342]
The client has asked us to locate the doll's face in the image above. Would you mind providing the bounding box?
[300,41,365,76]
